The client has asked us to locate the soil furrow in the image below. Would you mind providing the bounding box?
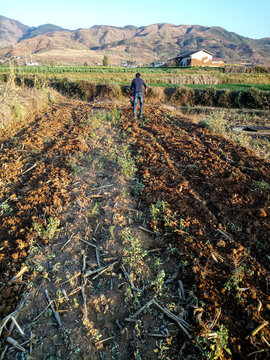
[0,102,94,319]
[133,112,270,272]
[122,107,269,358]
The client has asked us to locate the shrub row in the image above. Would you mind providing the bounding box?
[38,79,270,110]
[50,79,122,100]
[168,86,270,109]
[223,65,270,73]
[1,75,269,110]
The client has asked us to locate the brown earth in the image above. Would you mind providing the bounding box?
[0,98,269,359]
[121,107,270,358]
[0,101,92,316]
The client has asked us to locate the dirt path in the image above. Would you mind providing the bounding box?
[0,101,269,359]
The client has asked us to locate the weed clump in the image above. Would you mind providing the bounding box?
[199,111,228,136]
[195,87,217,106]
[33,217,62,244]
[195,324,232,359]
[170,86,195,106]
[216,89,231,107]
[97,83,122,100]
[145,86,165,104]
[122,228,147,278]
[247,87,269,109]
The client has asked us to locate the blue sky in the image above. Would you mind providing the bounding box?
[1,0,269,39]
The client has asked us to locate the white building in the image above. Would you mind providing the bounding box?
[170,50,224,67]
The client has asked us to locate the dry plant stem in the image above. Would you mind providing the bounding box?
[193,307,204,323]
[79,237,98,249]
[178,280,185,300]
[61,234,74,251]
[216,229,232,240]
[147,248,163,253]
[8,313,17,334]
[247,349,268,357]
[152,300,191,338]
[125,318,138,323]
[0,197,11,208]
[257,299,262,313]
[60,272,81,286]
[94,222,101,235]
[92,261,118,280]
[208,308,221,330]
[91,183,114,191]
[147,333,166,338]
[44,289,62,328]
[7,337,33,355]
[6,337,26,353]
[211,253,218,262]
[81,254,88,321]
[262,335,270,347]
[10,266,28,283]
[0,346,8,360]
[96,336,114,345]
[103,257,118,262]
[21,163,37,176]
[68,287,81,297]
[85,267,106,278]
[120,264,136,290]
[129,298,191,338]
[138,226,155,234]
[130,299,154,319]
[250,322,269,338]
[62,289,70,301]
[11,316,25,337]
[95,247,101,268]
[31,301,53,322]
[0,306,22,336]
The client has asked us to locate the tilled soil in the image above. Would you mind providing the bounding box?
[122,107,270,358]
[0,100,269,359]
[0,101,93,317]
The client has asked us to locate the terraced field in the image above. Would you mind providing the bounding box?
[0,98,269,359]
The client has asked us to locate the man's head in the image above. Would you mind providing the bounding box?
[136,73,141,78]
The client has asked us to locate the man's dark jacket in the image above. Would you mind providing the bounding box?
[130,77,147,94]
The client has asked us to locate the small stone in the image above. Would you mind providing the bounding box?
[12,253,19,260]
[12,285,19,292]
[2,287,11,299]
[257,208,267,217]
[217,240,226,248]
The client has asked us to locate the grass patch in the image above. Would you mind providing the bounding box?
[199,111,270,160]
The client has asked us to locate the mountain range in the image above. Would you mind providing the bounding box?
[0,15,269,65]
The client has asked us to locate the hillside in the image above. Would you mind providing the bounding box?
[0,16,29,48]
[19,23,67,41]
[0,16,269,65]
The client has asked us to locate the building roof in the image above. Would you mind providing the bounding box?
[174,49,214,59]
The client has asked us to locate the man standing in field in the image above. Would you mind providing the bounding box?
[130,73,147,119]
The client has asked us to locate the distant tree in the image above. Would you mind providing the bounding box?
[127,60,136,66]
[103,55,109,67]
[84,62,88,66]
